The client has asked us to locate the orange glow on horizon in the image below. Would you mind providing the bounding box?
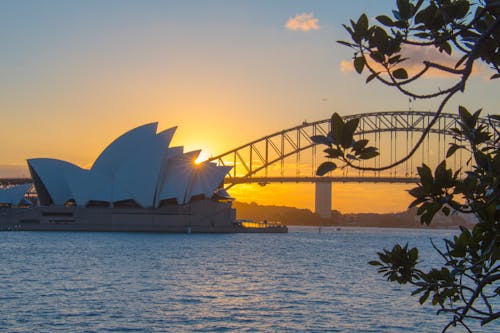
[228,182,414,214]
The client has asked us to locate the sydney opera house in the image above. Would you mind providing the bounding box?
[1,123,286,232]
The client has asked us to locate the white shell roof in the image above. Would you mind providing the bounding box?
[27,123,231,207]
[191,162,232,198]
[28,158,82,205]
[91,122,159,178]
[111,127,176,207]
[159,150,201,204]
[63,167,116,206]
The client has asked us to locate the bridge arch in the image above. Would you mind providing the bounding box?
[208,111,498,187]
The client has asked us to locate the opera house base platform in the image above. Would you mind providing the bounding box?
[0,200,287,234]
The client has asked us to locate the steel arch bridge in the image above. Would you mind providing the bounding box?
[208,111,499,187]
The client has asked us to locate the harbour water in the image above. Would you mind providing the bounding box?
[1,227,497,332]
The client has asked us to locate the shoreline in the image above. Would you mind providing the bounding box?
[234,201,475,230]
[286,224,463,231]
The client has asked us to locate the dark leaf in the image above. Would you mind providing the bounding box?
[408,187,426,198]
[409,197,425,208]
[316,162,337,176]
[415,5,432,24]
[354,56,365,74]
[414,32,429,38]
[376,15,394,26]
[417,164,433,185]
[454,0,469,19]
[366,73,377,83]
[371,27,389,49]
[446,144,462,158]
[346,153,357,160]
[337,40,354,47]
[397,0,412,19]
[342,118,360,149]
[353,139,369,152]
[411,286,427,296]
[471,108,481,124]
[323,148,343,158]
[417,203,427,216]
[439,42,452,55]
[358,146,379,159]
[392,19,407,29]
[408,248,418,262]
[356,13,369,35]
[420,202,441,225]
[473,151,489,169]
[331,113,345,146]
[419,291,430,304]
[434,160,448,186]
[369,260,382,266]
[311,135,331,146]
[370,51,385,63]
[388,55,402,64]
[392,68,408,79]
[458,106,474,128]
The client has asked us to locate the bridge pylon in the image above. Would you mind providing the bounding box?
[315,181,332,219]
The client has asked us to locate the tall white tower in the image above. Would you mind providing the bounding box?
[315,181,332,219]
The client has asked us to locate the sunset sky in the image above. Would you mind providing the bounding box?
[1,1,497,213]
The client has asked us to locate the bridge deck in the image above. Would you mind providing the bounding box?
[224,176,419,184]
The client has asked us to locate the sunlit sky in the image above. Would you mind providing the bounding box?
[1,1,497,213]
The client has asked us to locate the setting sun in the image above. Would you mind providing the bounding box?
[195,150,211,165]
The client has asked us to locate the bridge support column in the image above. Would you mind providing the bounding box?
[315,181,332,219]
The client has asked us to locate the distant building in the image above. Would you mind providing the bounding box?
[0,184,32,206]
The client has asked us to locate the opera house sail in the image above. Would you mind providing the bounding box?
[0,123,286,233]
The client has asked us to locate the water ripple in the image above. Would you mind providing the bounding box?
[0,227,498,332]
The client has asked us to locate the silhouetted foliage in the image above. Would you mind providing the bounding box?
[312,114,380,176]
[313,1,499,331]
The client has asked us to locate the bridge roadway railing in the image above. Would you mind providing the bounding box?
[224,176,420,184]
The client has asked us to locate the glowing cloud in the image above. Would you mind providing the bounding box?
[340,60,354,73]
[285,13,320,32]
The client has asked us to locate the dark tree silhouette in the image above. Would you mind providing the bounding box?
[312,1,499,331]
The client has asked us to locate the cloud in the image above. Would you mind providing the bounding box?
[339,45,485,78]
[399,45,460,77]
[340,60,354,73]
[285,13,320,32]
